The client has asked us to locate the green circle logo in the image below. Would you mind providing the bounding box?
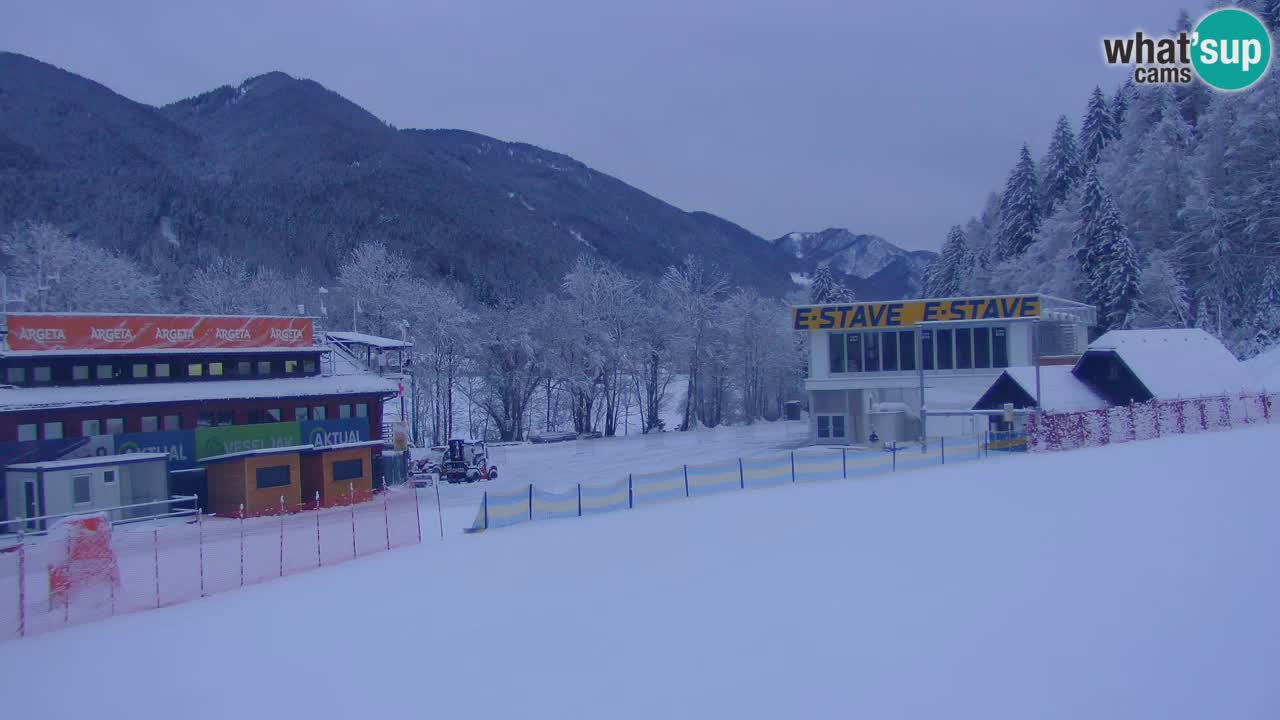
[1192,8,1271,91]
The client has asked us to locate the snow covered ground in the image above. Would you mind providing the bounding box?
[2,425,1277,719]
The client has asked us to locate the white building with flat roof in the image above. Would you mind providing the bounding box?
[794,294,1096,444]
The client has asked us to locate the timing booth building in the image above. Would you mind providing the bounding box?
[0,313,404,526]
[794,294,1097,444]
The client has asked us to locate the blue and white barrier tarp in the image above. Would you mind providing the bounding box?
[686,460,741,497]
[793,452,843,483]
[742,454,792,488]
[532,486,580,521]
[843,451,894,477]
[580,479,629,515]
[632,467,687,506]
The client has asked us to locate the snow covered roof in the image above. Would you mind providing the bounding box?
[1244,343,1280,390]
[201,445,314,464]
[7,452,169,471]
[325,331,412,349]
[1081,329,1260,399]
[0,373,400,413]
[922,374,1004,411]
[997,366,1108,411]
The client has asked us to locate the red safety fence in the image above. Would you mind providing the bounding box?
[1026,392,1277,453]
[0,485,421,640]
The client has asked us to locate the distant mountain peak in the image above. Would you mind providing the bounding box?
[775,228,936,300]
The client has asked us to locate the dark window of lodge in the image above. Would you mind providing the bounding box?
[332,459,364,482]
[255,464,291,489]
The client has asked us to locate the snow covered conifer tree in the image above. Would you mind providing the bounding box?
[996,145,1040,259]
[1080,87,1117,165]
[924,226,972,297]
[1074,168,1112,313]
[1111,80,1133,131]
[808,263,854,303]
[1040,116,1082,216]
[1099,203,1141,330]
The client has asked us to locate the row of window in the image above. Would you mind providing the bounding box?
[816,414,847,439]
[828,327,1010,374]
[4,356,319,387]
[14,403,370,442]
[254,459,364,490]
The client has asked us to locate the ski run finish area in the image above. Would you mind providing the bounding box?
[2,424,1277,719]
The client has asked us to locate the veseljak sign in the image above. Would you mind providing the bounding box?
[5,314,314,352]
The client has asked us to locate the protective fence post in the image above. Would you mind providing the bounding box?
[279,496,286,577]
[892,441,897,471]
[315,492,323,567]
[739,458,746,489]
[153,528,161,608]
[431,474,442,541]
[683,465,690,497]
[577,483,583,517]
[941,436,946,465]
[17,530,26,638]
[239,504,245,587]
[790,452,796,483]
[198,511,207,597]
[349,483,357,560]
[528,483,534,521]
[628,474,634,509]
[841,448,847,478]
[382,480,391,551]
[483,491,489,530]
[984,431,989,458]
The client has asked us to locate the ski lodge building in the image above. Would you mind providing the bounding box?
[0,313,409,522]
[794,294,1097,444]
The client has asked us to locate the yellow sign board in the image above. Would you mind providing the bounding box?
[793,295,1041,331]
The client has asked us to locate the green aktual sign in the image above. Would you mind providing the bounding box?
[196,421,302,459]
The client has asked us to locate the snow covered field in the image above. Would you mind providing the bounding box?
[3,425,1278,719]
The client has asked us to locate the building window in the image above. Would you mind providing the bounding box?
[32,366,51,383]
[817,416,830,438]
[73,365,90,381]
[294,406,308,422]
[268,408,283,422]
[96,364,113,380]
[238,360,252,376]
[312,406,327,421]
[17,424,37,442]
[284,359,299,374]
[355,403,368,418]
[208,362,224,377]
[198,411,233,427]
[103,470,116,485]
[303,360,316,374]
[42,422,63,440]
[155,363,171,379]
[332,458,364,482]
[73,474,92,505]
[256,464,292,489]
[845,333,862,373]
[187,363,203,378]
[816,415,845,439]
[898,331,916,372]
[921,331,934,371]
[82,419,101,436]
[6,367,25,384]
[936,329,954,370]
[881,331,898,372]
[163,415,181,431]
[133,363,149,379]
[974,327,992,369]
[141,416,159,433]
[257,360,272,375]
[105,418,125,435]
[956,328,973,370]
[993,328,1009,368]
[828,334,845,374]
[863,332,880,373]
[339,404,352,419]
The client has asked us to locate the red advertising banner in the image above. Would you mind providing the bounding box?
[5,315,314,352]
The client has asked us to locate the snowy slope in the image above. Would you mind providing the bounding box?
[1245,342,1280,389]
[3,425,1277,719]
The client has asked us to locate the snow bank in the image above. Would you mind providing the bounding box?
[2,426,1277,719]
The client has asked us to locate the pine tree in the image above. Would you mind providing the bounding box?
[1080,86,1117,165]
[997,145,1040,259]
[1245,263,1280,356]
[1074,168,1112,313]
[1040,116,1082,216]
[808,264,854,303]
[924,226,973,297]
[1111,80,1133,131]
[1099,202,1142,330]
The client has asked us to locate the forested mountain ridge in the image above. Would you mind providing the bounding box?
[1,51,854,302]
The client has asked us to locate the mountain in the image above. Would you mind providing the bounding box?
[772,229,935,300]
[0,52,927,302]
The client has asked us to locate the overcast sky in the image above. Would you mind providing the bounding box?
[3,0,1185,250]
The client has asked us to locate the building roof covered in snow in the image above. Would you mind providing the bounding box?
[324,331,412,349]
[0,372,400,413]
[1072,329,1259,404]
[974,366,1107,412]
[1244,343,1280,390]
